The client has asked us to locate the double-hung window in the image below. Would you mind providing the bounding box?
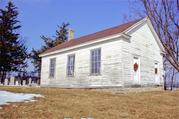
[49,58,56,78]
[91,48,101,75]
[67,54,75,76]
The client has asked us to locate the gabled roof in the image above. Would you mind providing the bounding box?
[40,18,142,56]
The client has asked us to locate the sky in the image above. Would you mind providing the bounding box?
[0,0,140,72]
[0,0,139,50]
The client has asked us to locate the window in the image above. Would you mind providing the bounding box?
[91,48,101,75]
[67,54,75,76]
[155,63,158,74]
[49,58,56,78]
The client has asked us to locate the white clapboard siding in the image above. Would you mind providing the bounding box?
[121,23,163,86]
[40,19,164,88]
[41,38,124,88]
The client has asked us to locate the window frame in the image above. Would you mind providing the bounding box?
[90,48,101,76]
[154,62,159,75]
[67,54,75,77]
[49,58,56,79]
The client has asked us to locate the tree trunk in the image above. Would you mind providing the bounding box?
[0,72,3,84]
[164,76,167,90]
[170,69,175,90]
[1,71,4,84]
[1,71,6,84]
[38,70,41,85]
[0,71,2,84]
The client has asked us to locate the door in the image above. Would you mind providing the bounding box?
[154,63,160,85]
[133,57,140,84]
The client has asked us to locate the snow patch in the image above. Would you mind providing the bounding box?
[0,91,43,106]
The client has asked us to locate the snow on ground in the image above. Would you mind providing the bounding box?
[0,91,43,106]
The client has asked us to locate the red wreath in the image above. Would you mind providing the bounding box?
[134,63,138,71]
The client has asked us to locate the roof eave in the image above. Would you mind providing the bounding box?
[39,33,126,57]
[39,18,145,57]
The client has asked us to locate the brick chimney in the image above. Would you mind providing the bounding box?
[68,28,75,41]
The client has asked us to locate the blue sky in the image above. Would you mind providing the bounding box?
[0,0,140,71]
[1,0,138,50]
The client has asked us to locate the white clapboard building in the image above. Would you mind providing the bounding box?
[39,17,164,88]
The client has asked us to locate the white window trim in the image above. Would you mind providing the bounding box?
[90,48,101,76]
[67,54,75,77]
[49,58,56,79]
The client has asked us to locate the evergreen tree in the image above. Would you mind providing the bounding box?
[30,23,69,78]
[55,22,69,45]
[0,1,27,83]
[31,48,42,78]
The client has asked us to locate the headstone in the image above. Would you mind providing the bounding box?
[37,79,40,85]
[31,81,37,87]
[15,80,19,86]
[81,117,94,119]
[4,78,9,85]
[23,80,26,86]
[87,117,94,119]
[28,78,32,85]
[9,77,15,85]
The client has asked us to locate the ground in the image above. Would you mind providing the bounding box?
[0,86,178,119]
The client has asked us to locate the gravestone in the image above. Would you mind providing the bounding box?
[23,80,26,86]
[9,77,15,85]
[31,81,37,87]
[4,78,9,85]
[28,78,32,85]
[37,79,40,85]
[81,117,94,119]
[87,117,94,119]
[15,80,19,86]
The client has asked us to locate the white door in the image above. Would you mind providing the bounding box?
[154,63,160,85]
[133,57,140,84]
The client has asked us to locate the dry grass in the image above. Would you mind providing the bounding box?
[0,86,178,119]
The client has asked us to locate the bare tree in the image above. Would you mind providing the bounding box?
[127,0,179,90]
[142,0,179,71]
[163,58,177,90]
[141,0,179,90]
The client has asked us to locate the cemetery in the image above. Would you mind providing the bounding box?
[0,76,40,87]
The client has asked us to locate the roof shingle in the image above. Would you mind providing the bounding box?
[41,19,141,55]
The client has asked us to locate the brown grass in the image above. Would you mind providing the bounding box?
[0,86,178,119]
